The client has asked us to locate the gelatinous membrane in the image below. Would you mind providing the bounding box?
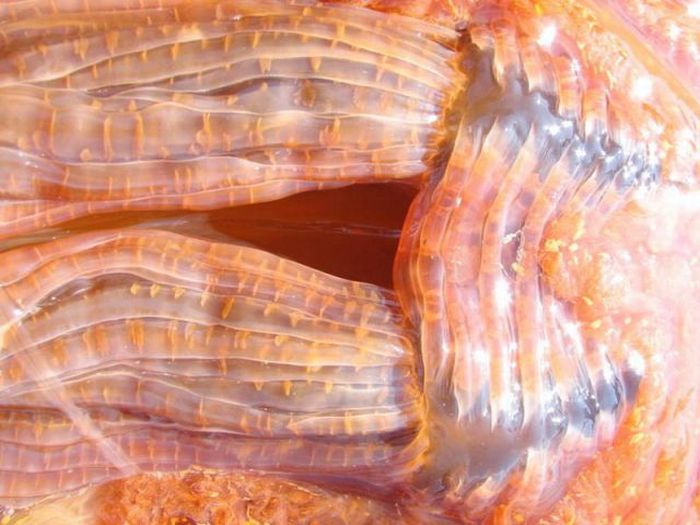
[392,2,700,523]
[0,228,422,508]
[0,0,699,524]
[0,0,461,239]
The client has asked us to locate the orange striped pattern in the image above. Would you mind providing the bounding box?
[0,0,699,524]
[0,0,463,239]
[0,229,422,508]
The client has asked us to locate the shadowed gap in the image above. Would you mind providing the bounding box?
[1,182,418,289]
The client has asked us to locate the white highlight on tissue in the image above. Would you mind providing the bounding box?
[537,23,558,47]
[631,75,653,101]
[688,1,700,18]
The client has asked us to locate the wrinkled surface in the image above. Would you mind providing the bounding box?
[0,0,699,524]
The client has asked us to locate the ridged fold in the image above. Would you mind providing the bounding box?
[394,5,700,522]
[1,0,699,523]
[0,229,422,508]
[0,0,463,239]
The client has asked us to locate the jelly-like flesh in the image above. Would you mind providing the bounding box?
[0,1,698,524]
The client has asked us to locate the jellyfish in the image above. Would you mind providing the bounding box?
[0,1,698,523]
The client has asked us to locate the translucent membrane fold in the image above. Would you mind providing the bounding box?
[0,228,422,508]
[1,0,700,523]
[393,6,700,522]
[0,0,463,239]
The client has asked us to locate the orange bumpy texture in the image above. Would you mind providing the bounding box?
[0,0,699,524]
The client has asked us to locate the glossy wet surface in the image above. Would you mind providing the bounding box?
[0,1,699,524]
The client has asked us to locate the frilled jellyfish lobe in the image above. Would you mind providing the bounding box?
[0,228,422,508]
[393,3,700,522]
[0,0,462,238]
[0,0,699,524]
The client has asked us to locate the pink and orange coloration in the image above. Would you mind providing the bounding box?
[0,1,698,523]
